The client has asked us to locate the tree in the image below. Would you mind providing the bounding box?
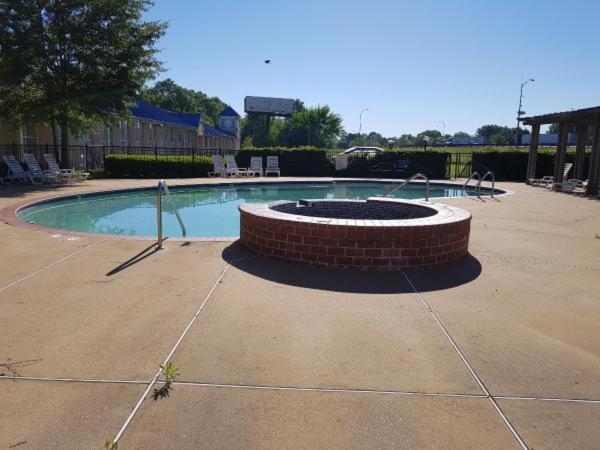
[476,124,506,139]
[0,0,166,165]
[278,105,343,148]
[415,130,442,147]
[453,131,471,139]
[140,78,227,125]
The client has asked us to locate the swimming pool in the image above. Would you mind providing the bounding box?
[17,181,493,238]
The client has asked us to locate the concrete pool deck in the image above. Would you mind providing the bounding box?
[0,177,599,449]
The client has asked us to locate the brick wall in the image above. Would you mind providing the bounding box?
[239,208,470,270]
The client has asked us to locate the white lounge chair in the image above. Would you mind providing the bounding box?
[265,156,280,176]
[208,155,230,177]
[249,157,263,176]
[43,153,87,182]
[555,179,587,192]
[24,154,59,184]
[224,155,252,177]
[2,155,41,184]
[530,162,573,188]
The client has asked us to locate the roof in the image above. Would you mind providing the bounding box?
[218,106,240,117]
[129,100,202,129]
[519,106,600,125]
[342,146,383,154]
[203,122,235,138]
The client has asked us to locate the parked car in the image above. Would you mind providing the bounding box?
[342,146,383,156]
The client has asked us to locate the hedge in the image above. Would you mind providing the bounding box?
[104,154,212,178]
[471,150,589,181]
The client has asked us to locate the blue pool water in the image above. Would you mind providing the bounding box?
[18,182,490,238]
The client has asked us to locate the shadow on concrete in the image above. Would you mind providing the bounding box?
[106,240,164,276]
[222,242,482,294]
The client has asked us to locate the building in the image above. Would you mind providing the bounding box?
[520,132,577,146]
[0,99,241,150]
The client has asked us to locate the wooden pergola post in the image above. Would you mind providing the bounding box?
[526,123,541,183]
[574,123,588,180]
[553,122,569,185]
[586,116,600,196]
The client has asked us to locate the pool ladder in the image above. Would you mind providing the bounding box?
[462,171,495,199]
[157,179,187,249]
[385,173,430,202]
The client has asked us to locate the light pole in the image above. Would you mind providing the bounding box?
[438,120,446,139]
[516,78,534,145]
[359,108,368,138]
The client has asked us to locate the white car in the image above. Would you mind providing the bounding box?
[341,146,383,156]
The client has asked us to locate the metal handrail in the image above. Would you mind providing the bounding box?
[477,171,495,198]
[385,173,430,201]
[157,179,187,249]
[462,172,481,198]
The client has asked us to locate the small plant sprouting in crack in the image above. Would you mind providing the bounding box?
[104,438,118,449]
[152,362,179,401]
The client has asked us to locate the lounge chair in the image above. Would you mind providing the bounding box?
[208,155,228,177]
[2,155,41,184]
[265,156,280,176]
[249,156,263,176]
[224,155,252,177]
[530,162,573,187]
[43,153,87,182]
[24,154,60,184]
[555,179,587,192]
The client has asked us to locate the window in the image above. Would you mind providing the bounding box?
[119,120,128,145]
[22,124,38,145]
[134,121,141,144]
[148,124,154,144]
[102,125,112,145]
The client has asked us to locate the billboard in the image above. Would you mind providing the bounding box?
[244,96,294,116]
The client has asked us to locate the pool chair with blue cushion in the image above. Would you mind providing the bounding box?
[2,155,41,184]
[249,156,263,176]
[224,154,252,177]
[265,156,280,176]
[24,154,60,184]
[43,153,86,182]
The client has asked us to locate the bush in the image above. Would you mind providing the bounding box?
[236,147,333,176]
[104,154,212,178]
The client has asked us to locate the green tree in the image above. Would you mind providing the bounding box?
[415,130,442,146]
[0,0,166,166]
[453,131,471,139]
[278,105,343,148]
[140,78,226,125]
[476,124,506,139]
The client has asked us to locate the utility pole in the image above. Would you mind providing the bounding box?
[516,78,534,145]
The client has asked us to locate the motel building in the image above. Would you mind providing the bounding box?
[0,100,241,151]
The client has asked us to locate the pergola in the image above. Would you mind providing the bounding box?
[520,106,600,196]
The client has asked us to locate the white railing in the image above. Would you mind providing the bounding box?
[385,173,430,201]
[157,179,187,249]
[477,171,495,198]
[462,172,482,198]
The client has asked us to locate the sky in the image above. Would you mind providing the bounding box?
[145,0,600,136]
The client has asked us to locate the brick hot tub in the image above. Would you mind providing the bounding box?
[239,198,471,270]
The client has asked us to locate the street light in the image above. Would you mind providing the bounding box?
[516,78,535,145]
[359,108,368,137]
[438,120,446,137]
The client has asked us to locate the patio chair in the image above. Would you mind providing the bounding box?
[2,155,41,184]
[265,156,280,176]
[208,155,228,177]
[249,156,263,176]
[43,153,86,182]
[224,155,252,177]
[529,175,553,187]
[555,179,587,192]
[24,154,59,184]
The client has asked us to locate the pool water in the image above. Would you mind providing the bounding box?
[18,182,488,238]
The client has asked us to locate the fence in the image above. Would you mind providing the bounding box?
[0,144,238,171]
[446,151,473,178]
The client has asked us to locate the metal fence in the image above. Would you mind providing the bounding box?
[0,144,238,171]
[446,152,473,178]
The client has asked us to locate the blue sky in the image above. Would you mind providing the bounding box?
[145,0,600,136]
